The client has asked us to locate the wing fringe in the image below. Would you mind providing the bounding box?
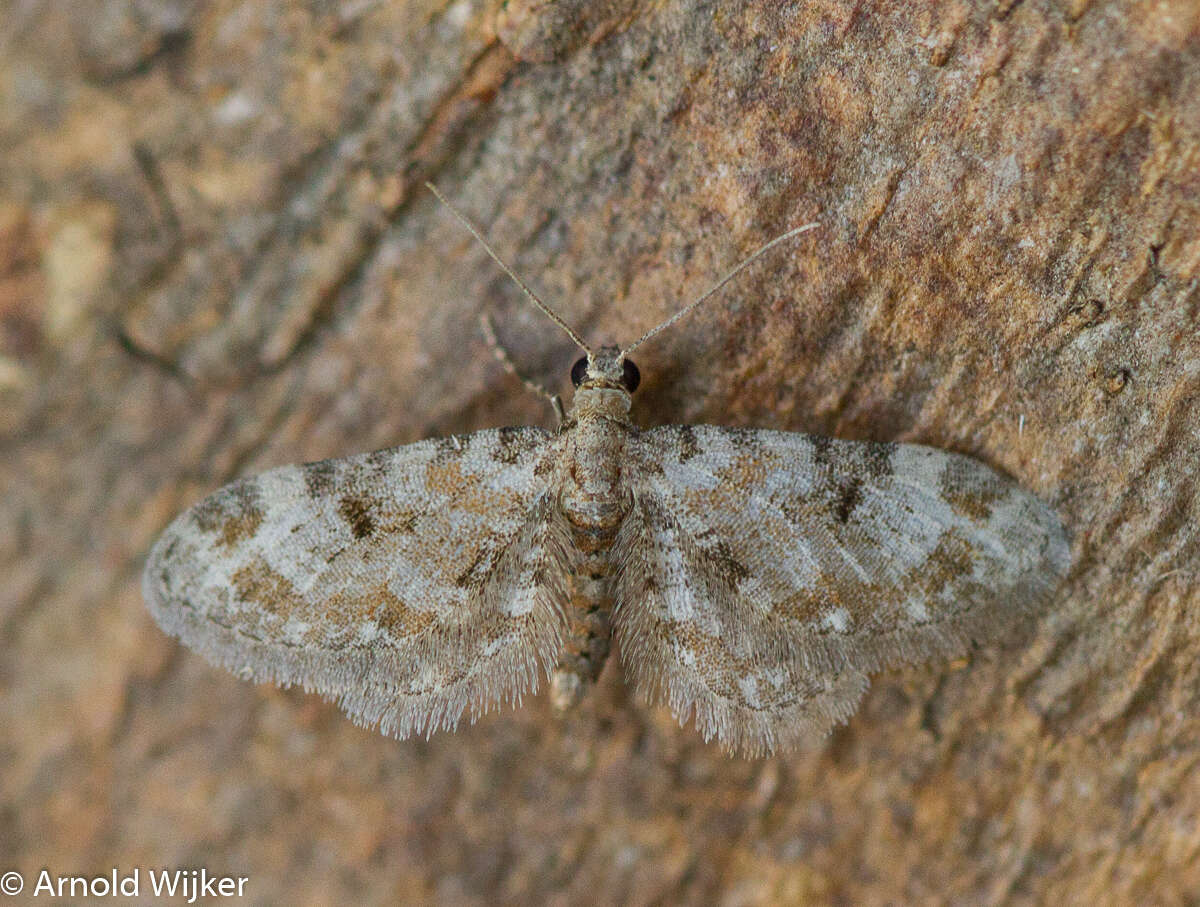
[143,483,573,741]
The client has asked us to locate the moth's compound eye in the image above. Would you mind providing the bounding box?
[570,356,589,387]
[621,358,641,393]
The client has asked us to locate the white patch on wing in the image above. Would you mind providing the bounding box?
[905,599,930,622]
[738,674,762,708]
[822,607,851,633]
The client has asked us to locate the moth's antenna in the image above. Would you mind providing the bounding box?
[425,182,593,356]
[621,221,820,357]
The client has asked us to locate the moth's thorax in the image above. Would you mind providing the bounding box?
[558,386,634,537]
[568,385,633,423]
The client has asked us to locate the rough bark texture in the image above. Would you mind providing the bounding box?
[3,0,1198,903]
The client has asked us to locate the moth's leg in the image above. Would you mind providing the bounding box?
[480,311,566,425]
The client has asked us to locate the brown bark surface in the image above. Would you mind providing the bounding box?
[3,0,1198,902]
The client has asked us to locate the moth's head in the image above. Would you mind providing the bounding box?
[571,345,641,394]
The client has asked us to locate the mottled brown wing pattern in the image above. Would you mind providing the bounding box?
[142,427,571,739]
[614,496,870,755]
[616,425,1069,753]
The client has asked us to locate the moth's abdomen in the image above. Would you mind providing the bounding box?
[551,476,625,710]
[550,556,615,710]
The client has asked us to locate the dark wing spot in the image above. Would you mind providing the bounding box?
[338,494,377,540]
[303,459,337,498]
[809,438,895,519]
[704,540,753,584]
[726,427,760,450]
[834,477,864,524]
[382,510,419,536]
[366,448,395,471]
[430,435,463,464]
[861,441,898,479]
[677,425,701,463]
[810,434,835,469]
[192,480,264,550]
[495,426,524,464]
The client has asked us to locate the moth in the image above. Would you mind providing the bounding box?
[143,186,1070,755]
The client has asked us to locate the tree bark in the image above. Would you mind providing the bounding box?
[2,0,1198,901]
